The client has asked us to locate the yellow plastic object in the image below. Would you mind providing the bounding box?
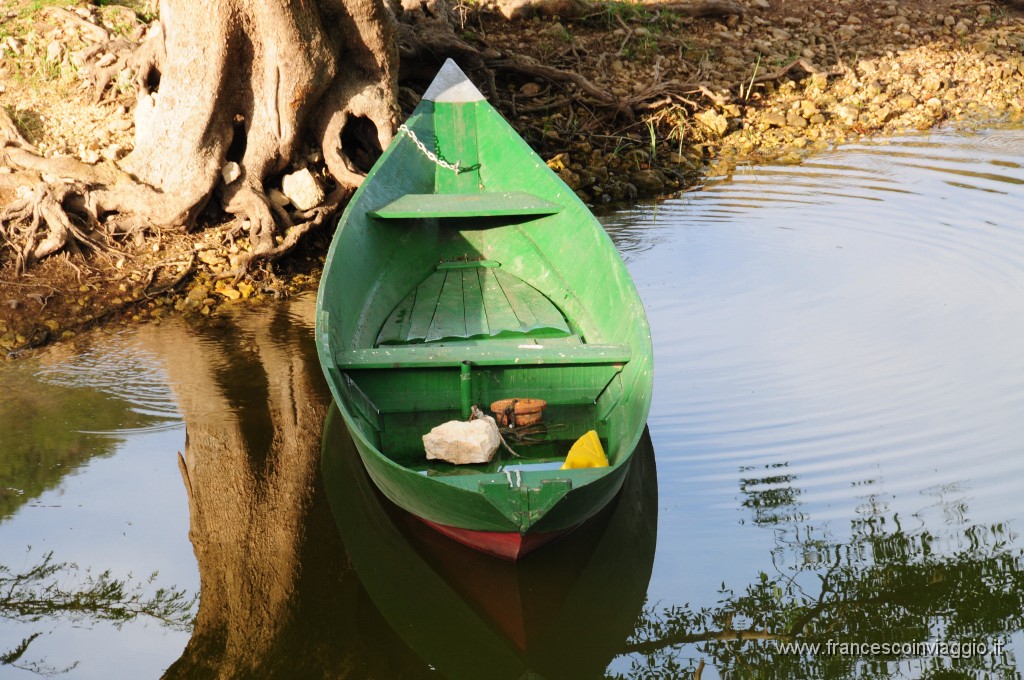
[561,430,608,469]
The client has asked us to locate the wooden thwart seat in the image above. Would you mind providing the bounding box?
[368,191,563,219]
[337,343,631,370]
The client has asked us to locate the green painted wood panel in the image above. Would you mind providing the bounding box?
[493,267,539,331]
[377,291,415,345]
[347,363,623,415]
[377,262,574,345]
[337,343,630,369]
[406,271,447,342]
[437,259,500,270]
[520,276,573,332]
[435,100,480,194]
[494,268,570,337]
[479,266,522,335]
[368,192,562,219]
[463,268,488,339]
[425,270,466,342]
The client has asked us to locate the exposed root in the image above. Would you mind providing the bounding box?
[221,181,280,256]
[319,109,370,190]
[487,55,618,107]
[40,6,111,44]
[0,109,36,151]
[218,187,350,281]
[1,182,110,275]
[143,253,196,296]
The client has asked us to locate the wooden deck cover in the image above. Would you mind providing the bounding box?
[376,261,573,345]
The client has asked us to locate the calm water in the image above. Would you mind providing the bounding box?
[3,127,1024,678]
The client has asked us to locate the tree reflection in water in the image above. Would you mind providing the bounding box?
[145,297,430,679]
[1,551,194,676]
[619,467,1022,678]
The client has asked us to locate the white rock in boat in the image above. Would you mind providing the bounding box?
[423,416,500,465]
[281,168,324,210]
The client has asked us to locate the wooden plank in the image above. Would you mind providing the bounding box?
[436,260,500,270]
[493,269,571,337]
[519,278,572,335]
[406,271,447,342]
[425,270,466,342]
[493,268,540,331]
[336,343,631,369]
[367,192,564,219]
[479,266,523,336]
[376,289,416,345]
[463,268,488,339]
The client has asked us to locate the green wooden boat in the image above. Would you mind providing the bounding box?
[315,59,653,560]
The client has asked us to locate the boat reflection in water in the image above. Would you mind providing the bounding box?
[321,403,658,679]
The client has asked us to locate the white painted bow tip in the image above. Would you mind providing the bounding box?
[422,59,486,103]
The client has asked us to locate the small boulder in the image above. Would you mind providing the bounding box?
[695,109,729,137]
[221,161,241,185]
[281,168,324,210]
[423,416,500,465]
[268,187,290,207]
[630,169,666,194]
[786,111,809,129]
[519,82,543,97]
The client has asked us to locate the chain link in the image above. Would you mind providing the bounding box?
[399,123,461,174]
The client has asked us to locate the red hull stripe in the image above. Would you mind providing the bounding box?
[418,518,570,560]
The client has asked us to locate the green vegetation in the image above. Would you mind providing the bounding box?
[17,0,68,17]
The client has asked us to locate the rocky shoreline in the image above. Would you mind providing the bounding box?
[3,0,1024,355]
[527,0,1024,201]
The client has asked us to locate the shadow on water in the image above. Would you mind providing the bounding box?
[321,407,658,680]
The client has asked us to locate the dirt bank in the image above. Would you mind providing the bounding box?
[2,0,1023,355]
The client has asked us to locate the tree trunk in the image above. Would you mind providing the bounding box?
[121,0,398,238]
[2,0,398,273]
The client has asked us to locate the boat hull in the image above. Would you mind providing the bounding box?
[316,60,653,559]
[341,405,635,537]
[418,519,569,561]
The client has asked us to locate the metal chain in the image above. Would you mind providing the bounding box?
[399,123,461,174]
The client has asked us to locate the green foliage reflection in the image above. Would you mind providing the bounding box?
[1,549,196,676]
[617,472,1022,679]
[0,361,168,521]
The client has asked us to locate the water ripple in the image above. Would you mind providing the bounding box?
[605,126,1024,530]
[34,331,182,432]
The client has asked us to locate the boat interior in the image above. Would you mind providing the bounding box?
[330,253,633,474]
